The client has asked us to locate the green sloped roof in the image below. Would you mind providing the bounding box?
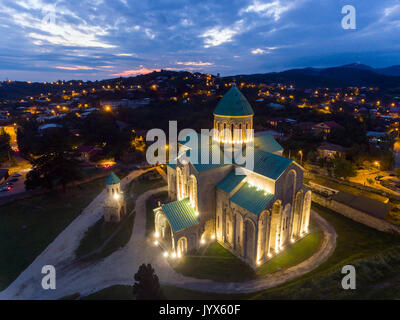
[230,182,274,215]
[254,134,283,153]
[167,133,292,180]
[216,170,246,193]
[214,86,254,116]
[106,171,120,185]
[251,150,292,180]
[168,134,232,172]
[161,198,200,232]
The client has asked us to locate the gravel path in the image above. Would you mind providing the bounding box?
[0,178,336,299]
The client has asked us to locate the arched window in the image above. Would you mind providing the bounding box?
[176,167,184,200]
[189,175,198,211]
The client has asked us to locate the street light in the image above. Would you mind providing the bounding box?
[298,150,303,165]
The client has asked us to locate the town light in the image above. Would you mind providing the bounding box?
[211,234,216,240]
[200,239,205,245]
[290,238,295,243]
[171,252,177,259]
[113,193,120,200]
[267,253,272,258]
[153,240,159,246]
[154,231,160,238]
[163,251,169,258]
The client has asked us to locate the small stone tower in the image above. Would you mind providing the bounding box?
[104,171,126,223]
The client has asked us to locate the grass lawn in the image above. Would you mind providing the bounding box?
[0,177,107,291]
[126,170,166,197]
[173,221,323,283]
[173,242,256,282]
[75,214,134,260]
[251,203,400,299]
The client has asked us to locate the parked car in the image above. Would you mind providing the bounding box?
[12,173,22,178]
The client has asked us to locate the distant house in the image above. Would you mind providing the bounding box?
[317,142,346,159]
[268,103,285,109]
[266,117,285,128]
[77,146,103,162]
[38,123,62,132]
[313,121,344,136]
[0,169,9,184]
[366,131,389,144]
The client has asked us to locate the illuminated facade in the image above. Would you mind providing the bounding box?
[104,172,126,223]
[154,87,311,267]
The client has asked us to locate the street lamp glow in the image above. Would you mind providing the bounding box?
[113,193,120,200]
[163,251,169,258]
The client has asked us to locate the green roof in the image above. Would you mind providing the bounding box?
[161,198,200,232]
[168,132,292,180]
[230,182,274,215]
[254,134,283,153]
[106,171,121,185]
[251,150,293,180]
[214,86,254,117]
[216,170,246,193]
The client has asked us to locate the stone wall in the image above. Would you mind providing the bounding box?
[312,192,400,236]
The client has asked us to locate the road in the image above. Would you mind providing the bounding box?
[0,169,29,198]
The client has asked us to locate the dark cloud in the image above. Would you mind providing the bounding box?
[0,0,399,81]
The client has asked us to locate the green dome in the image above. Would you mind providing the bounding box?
[214,86,254,117]
[106,171,121,185]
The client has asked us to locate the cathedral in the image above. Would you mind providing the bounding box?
[153,86,311,267]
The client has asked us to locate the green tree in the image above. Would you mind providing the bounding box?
[332,156,356,179]
[132,263,164,300]
[25,151,81,192]
[0,130,11,164]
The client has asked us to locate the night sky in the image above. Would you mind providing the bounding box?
[0,0,399,81]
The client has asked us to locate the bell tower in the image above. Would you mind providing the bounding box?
[104,171,126,222]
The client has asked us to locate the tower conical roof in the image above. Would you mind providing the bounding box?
[214,86,254,117]
[106,171,121,185]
